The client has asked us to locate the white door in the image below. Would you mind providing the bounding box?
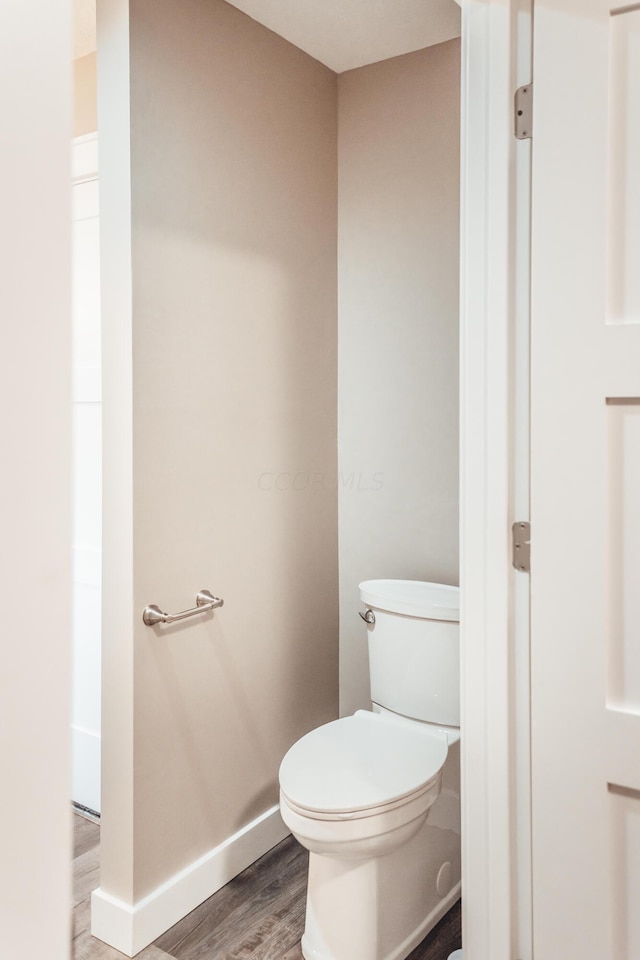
[530,1,640,956]
[1,1,72,956]
[72,139,102,813]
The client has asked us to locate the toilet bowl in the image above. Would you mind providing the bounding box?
[280,710,448,860]
[278,580,461,960]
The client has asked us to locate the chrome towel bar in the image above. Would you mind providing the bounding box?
[143,589,224,626]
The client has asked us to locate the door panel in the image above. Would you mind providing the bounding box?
[608,11,640,325]
[531,1,640,957]
[610,784,640,957]
[607,399,640,713]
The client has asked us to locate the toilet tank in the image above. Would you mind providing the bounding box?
[359,580,460,728]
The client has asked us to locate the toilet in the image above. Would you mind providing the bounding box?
[279,579,461,960]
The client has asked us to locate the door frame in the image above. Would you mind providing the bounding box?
[459,0,531,957]
[96,0,528,960]
[92,0,532,954]
[93,0,530,955]
[72,131,102,814]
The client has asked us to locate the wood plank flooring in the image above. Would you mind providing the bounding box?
[73,813,461,960]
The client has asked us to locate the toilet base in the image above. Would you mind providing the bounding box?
[299,811,461,960]
[301,883,460,960]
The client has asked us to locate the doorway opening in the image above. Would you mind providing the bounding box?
[70,1,530,958]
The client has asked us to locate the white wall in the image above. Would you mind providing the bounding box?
[0,0,72,956]
[338,41,461,714]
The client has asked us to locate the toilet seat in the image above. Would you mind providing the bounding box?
[279,710,447,822]
[281,775,440,822]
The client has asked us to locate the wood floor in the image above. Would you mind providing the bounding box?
[73,813,462,960]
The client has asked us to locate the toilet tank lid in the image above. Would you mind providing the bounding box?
[359,580,459,621]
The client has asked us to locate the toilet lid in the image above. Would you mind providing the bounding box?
[279,711,448,816]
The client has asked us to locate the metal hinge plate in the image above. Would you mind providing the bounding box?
[515,84,533,139]
[512,521,531,572]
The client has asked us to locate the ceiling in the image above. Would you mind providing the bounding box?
[73,0,461,71]
[224,0,461,73]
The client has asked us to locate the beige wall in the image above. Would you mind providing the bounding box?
[100,0,338,904]
[337,42,461,714]
[74,51,97,136]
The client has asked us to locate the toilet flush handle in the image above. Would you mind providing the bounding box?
[359,608,375,625]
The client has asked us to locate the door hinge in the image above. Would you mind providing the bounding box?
[512,521,531,572]
[514,83,533,139]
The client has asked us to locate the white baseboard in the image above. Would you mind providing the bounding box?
[71,725,101,814]
[91,804,289,957]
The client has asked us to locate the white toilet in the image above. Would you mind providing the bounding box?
[279,579,461,960]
